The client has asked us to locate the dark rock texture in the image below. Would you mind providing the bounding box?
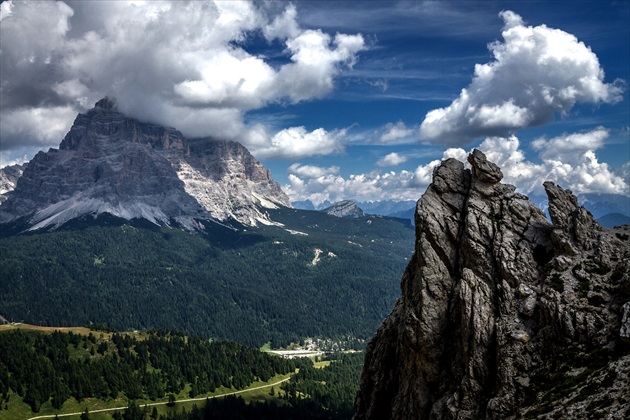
[0,98,289,230]
[324,200,366,218]
[355,150,630,419]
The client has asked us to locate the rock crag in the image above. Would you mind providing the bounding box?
[355,150,630,419]
[0,163,27,205]
[324,200,366,218]
[0,98,290,230]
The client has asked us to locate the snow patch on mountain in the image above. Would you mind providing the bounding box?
[29,197,171,231]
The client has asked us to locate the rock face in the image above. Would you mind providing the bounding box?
[0,163,27,205]
[324,200,366,218]
[0,98,290,230]
[355,150,630,419]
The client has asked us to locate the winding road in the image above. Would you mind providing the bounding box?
[27,375,293,419]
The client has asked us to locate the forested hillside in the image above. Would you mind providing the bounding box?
[0,328,297,414]
[0,327,364,419]
[0,209,414,347]
[152,353,365,420]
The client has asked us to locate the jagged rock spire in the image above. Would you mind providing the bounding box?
[355,150,630,419]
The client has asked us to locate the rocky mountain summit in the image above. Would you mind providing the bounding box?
[355,150,630,419]
[324,200,366,218]
[0,98,289,230]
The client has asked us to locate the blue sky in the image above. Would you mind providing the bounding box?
[1,0,628,204]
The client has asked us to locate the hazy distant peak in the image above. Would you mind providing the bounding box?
[323,200,365,218]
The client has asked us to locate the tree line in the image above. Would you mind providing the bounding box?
[0,329,297,413]
[94,352,365,420]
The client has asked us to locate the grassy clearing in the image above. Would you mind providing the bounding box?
[0,323,149,342]
[314,360,332,369]
[2,393,132,420]
[0,323,93,336]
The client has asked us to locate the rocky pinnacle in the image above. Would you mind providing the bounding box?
[355,150,630,419]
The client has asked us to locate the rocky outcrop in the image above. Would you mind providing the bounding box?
[355,150,630,419]
[0,98,290,230]
[324,200,366,218]
[0,163,27,204]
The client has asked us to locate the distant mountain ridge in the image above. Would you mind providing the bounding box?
[386,192,630,227]
[0,98,289,231]
[598,212,630,228]
[294,194,630,228]
[293,199,416,217]
[323,200,365,218]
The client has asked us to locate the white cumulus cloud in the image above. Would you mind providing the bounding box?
[0,0,366,163]
[244,125,346,159]
[285,170,419,206]
[0,105,79,150]
[285,160,443,205]
[377,152,408,167]
[275,30,366,103]
[419,10,624,146]
[287,127,627,205]
[531,127,609,162]
[288,163,340,178]
[263,3,300,41]
[378,121,415,143]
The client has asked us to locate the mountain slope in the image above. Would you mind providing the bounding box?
[0,209,414,347]
[355,150,630,419]
[0,98,289,230]
[597,212,630,228]
[0,97,417,349]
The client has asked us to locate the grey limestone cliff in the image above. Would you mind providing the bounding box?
[0,163,27,205]
[324,200,366,218]
[0,98,290,230]
[355,150,630,419]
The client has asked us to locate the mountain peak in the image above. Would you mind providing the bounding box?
[0,102,290,230]
[468,148,503,183]
[356,151,630,419]
[94,97,117,111]
[323,200,365,218]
